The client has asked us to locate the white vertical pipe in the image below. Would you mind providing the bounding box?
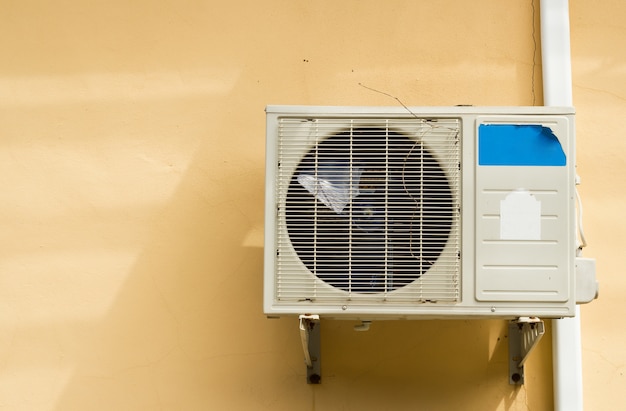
[540,0,573,107]
[540,1,584,410]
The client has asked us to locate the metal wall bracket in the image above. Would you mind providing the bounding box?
[508,317,545,385]
[299,314,321,384]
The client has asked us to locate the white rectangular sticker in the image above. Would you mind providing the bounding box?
[500,190,541,240]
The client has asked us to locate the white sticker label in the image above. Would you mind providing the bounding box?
[500,190,541,240]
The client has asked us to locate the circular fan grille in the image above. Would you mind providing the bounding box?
[285,127,453,293]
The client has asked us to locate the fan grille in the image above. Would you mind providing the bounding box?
[275,117,461,303]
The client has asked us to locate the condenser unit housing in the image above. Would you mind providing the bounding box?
[264,105,583,320]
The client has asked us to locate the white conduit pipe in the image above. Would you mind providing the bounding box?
[539,1,584,410]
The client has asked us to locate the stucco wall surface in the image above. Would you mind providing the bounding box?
[0,1,623,410]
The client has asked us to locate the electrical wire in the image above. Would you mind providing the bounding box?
[575,185,588,251]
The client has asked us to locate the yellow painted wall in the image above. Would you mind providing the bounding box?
[570,1,626,409]
[0,1,623,410]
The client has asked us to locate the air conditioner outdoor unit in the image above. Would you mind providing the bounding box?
[264,105,595,321]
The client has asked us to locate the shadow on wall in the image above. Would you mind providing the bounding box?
[315,319,524,410]
[44,88,271,410]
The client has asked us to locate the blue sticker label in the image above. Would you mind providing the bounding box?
[478,124,566,166]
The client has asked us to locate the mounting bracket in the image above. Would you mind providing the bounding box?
[508,317,545,385]
[299,314,321,384]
